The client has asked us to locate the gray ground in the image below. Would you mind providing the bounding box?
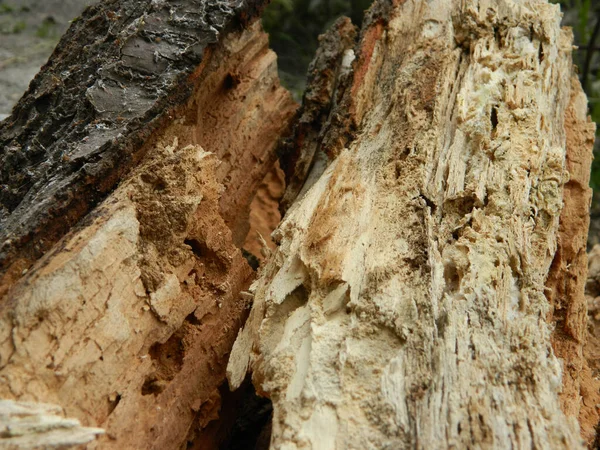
[0,0,95,119]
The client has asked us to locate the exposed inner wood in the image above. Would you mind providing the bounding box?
[245,162,287,259]
[0,0,598,448]
[229,0,594,448]
[0,0,267,298]
[546,75,599,446]
[0,399,104,449]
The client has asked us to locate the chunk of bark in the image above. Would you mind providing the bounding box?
[0,0,267,297]
[278,17,358,212]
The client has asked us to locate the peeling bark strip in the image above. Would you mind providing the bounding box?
[0,0,265,296]
[229,0,592,448]
[0,3,296,449]
[279,17,358,213]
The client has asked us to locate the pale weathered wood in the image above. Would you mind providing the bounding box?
[228,0,594,448]
[0,400,104,449]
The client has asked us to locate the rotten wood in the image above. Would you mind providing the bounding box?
[1,0,599,448]
[0,400,104,449]
[0,0,265,296]
[229,0,596,448]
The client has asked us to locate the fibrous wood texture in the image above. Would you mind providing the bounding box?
[228,0,595,448]
[0,1,296,449]
[0,400,104,449]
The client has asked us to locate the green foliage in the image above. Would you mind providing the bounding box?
[579,0,593,41]
[11,19,25,33]
[0,3,14,14]
[36,17,57,38]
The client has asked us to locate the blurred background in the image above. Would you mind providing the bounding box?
[0,0,95,120]
[0,0,599,241]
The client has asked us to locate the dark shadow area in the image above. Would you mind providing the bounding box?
[186,378,273,450]
[220,379,273,450]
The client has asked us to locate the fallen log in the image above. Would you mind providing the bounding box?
[2,0,599,448]
[0,1,296,448]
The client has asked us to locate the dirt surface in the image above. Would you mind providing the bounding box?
[0,0,96,119]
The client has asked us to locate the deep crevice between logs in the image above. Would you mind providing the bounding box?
[189,14,366,448]
[118,23,295,446]
[185,378,273,450]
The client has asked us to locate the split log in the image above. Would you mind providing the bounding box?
[0,0,296,448]
[1,0,599,448]
[0,0,270,293]
[228,0,598,448]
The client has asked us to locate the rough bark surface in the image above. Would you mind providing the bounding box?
[229,0,592,448]
[0,3,296,449]
[278,17,358,213]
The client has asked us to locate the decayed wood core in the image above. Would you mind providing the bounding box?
[546,75,598,446]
